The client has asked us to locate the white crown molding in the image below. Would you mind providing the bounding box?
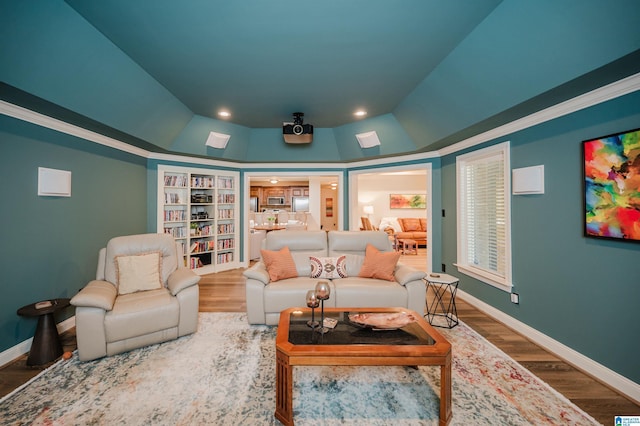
[438,72,640,157]
[458,289,640,405]
[0,101,151,158]
[3,72,638,168]
[148,152,240,168]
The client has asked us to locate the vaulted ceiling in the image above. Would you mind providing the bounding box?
[63,0,502,129]
[2,1,640,162]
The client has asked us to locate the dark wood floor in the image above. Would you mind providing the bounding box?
[2,252,638,424]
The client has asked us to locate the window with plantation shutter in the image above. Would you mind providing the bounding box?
[456,142,512,292]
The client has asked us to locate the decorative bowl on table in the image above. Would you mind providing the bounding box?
[348,311,418,330]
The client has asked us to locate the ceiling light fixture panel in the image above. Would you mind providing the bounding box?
[205,131,230,149]
[355,131,381,148]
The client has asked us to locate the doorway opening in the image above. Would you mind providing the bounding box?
[349,164,432,272]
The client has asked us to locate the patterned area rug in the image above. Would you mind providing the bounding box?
[0,313,600,425]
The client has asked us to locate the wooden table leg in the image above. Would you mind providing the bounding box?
[440,353,453,426]
[275,349,294,425]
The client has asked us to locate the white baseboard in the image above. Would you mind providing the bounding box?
[458,290,640,405]
[0,316,75,368]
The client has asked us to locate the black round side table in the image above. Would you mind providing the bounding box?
[17,298,71,366]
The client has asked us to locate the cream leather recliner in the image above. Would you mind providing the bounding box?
[71,233,200,361]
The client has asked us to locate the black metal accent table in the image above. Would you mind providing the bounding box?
[425,273,459,328]
[17,298,70,365]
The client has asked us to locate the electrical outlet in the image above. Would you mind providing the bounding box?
[510,293,519,304]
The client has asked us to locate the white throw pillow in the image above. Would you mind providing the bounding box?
[309,256,348,279]
[379,217,402,233]
[115,251,163,295]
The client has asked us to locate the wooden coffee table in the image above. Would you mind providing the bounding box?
[275,307,452,425]
[398,238,417,255]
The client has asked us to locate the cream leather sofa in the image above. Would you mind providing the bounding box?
[244,230,426,325]
[71,233,200,361]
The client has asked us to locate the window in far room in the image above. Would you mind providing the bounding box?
[456,141,512,292]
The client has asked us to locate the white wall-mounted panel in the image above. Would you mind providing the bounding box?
[38,167,71,197]
[512,165,544,195]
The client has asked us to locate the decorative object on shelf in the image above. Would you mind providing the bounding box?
[305,290,319,328]
[314,281,331,333]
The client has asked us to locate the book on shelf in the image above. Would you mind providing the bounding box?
[217,193,235,204]
[164,209,187,222]
[217,177,234,189]
[190,176,215,188]
[217,208,234,219]
[164,174,187,187]
[164,192,183,204]
[217,252,234,264]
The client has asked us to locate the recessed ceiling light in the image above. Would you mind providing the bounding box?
[330,182,337,187]
[218,110,231,118]
[270,179,278,184]
[354,110,367,117]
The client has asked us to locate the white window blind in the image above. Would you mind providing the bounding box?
[456,142,512,291]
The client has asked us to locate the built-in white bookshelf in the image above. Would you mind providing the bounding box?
[158,165,239,274]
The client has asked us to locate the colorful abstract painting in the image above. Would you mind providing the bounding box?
[389,194,426,209]
[583,128,640,242]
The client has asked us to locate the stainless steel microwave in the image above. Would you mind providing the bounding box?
[267,197,285,205]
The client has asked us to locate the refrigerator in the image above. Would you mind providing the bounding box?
[291,196,309,212]
[249,197,258,212]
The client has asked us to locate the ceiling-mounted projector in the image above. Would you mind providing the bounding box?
[283,112,313,144]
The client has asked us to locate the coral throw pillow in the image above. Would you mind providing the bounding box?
[401,218,422,232]
[261,246,298,282]
[358,244,400,281]
[310,256,348,279]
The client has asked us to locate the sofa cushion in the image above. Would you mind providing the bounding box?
[332,277,407,308]
[105,288,179,342]
[115,251,163,295]
[310,256,348,279]
[264,277,336,312]
[261,246,298,282]
[358,244,400,281]
[104,233,178,287]
[419,218,427,231]
[343,254,365,276]
[399,218,422,232]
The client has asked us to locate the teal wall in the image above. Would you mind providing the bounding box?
[0,0,193,149]
[395,0,640,150]
[440,91,640,383]
[170,112,420,162]
[0,115,148,353]
[334,113,418,161]
[245,128,342,162]
[170,115,252,160]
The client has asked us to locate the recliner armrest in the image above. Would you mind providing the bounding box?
[70,280,117,311]
[394,264,426,286]
[167,267,200,296]
[243,262,270,285]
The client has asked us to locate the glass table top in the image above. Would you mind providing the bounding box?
[287,310,435,346]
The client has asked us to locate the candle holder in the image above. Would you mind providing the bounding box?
[305,290,319,328]
[314,281,331,334]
